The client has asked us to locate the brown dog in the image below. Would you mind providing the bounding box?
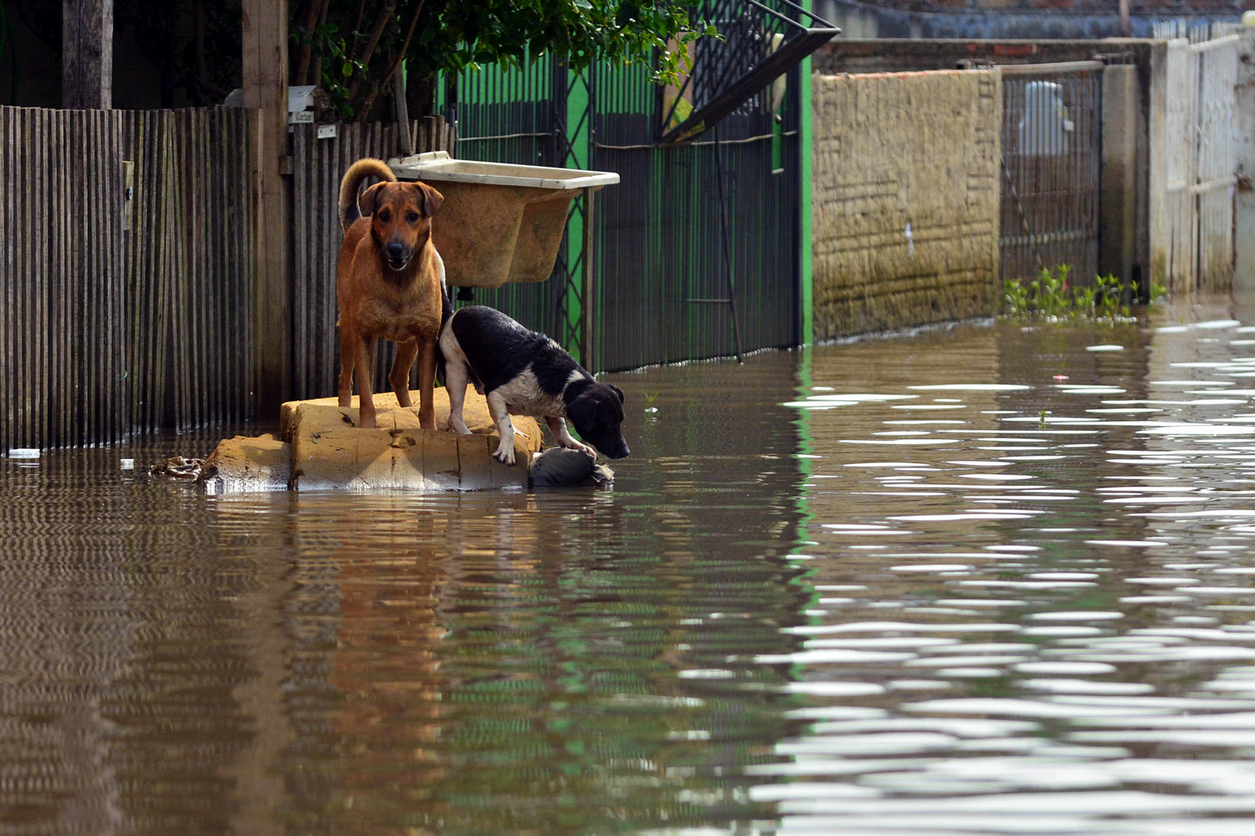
[336,158,446,429]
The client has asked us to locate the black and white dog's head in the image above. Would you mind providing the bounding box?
[566,382,630,459]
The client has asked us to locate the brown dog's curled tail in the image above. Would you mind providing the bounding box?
[338,158,396,233]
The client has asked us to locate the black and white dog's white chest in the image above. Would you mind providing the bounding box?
[493,367,585,417]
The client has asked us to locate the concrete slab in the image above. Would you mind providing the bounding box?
[208,389,549,493]
[199,433,291,493]
[281,388,539,492]
[279,388,506,440]
[422,429,463,491]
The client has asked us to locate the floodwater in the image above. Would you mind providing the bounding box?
[7,296,1255,834]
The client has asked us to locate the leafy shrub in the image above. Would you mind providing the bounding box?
[1003,265,1165,322]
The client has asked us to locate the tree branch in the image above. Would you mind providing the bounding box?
[345,0,396,105]
[354,0,425,123]
[294,0,326,85]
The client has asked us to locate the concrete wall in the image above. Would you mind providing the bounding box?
[815,40,1155,299]
[811,70,1001,341]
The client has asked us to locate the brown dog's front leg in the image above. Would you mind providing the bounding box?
[390,339,419,409]
[356,336,378,428]
[338,326,357,409]
[415,337,437,430]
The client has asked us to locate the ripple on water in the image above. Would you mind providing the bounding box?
[16,307,1255,832]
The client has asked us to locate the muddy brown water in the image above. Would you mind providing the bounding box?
[6,296,1255,834]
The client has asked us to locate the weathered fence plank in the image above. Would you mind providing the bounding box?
[1152,31,1239,292]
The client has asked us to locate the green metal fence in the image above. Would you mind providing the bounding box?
[440,51,806,373]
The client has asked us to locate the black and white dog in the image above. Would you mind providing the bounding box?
[439,305,630,466]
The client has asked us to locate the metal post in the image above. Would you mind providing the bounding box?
[581,188,595,372]
[394,68,414,156]
[713,124,745,363]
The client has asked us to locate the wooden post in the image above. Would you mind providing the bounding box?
[393,69,414,156]
[62,0,113,109]
[242,0,291,417]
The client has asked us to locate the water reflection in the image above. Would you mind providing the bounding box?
[775,296,1255,834]
[0,359,808,834]
[14,297,1255,832]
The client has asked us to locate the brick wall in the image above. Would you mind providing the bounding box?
[811,70,1002,340]
[815,0,1251,39]
[847,0,1248,11]
[813,38,1157,75]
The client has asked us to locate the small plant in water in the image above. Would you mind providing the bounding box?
[1003,265,1165,323]
[643,392,659,414]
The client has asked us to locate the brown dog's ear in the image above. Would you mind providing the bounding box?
[359,182,388,217]
[418,183,444,217]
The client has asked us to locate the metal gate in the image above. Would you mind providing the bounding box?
[1157,29,1239,293]
[998,61,1103,285]
[589,63,802,372]
[444,56,804,373]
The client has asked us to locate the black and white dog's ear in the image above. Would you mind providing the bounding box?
[568,394,597,429]
[609,384,625,404]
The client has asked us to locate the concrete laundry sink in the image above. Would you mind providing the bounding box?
[388,151,619,288]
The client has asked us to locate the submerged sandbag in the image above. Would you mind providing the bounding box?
[529,447,614,488]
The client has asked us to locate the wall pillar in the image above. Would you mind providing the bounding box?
[1099,64,1139,289]
[1146,39,1170,288]
[1236,29,1255,290]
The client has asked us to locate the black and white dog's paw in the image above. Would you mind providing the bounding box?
[560,438,596,458]
[492,438,517,466]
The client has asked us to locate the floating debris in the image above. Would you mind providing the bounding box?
[150,456,204,480]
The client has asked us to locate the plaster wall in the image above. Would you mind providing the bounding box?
[811,70,1002,340]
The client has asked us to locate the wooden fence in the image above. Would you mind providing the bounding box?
[0,105,253,451]
[0,105,460,451]
[122,108,255,433]
[1152,32,1239,292]
[290,117,454,401]
[1,107,128,449]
